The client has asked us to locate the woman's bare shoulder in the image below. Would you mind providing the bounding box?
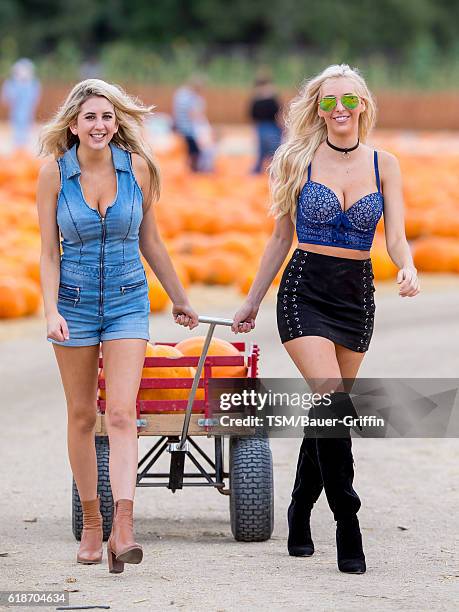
[130,152,151,194]
[38,158,60,179]
[37,159,60,193]
[375,148,399,167]
[375,150,401,185]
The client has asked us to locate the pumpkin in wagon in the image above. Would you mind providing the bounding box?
[99,343,196,401]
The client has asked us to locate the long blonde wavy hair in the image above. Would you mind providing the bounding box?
[39,79,160,206]
[269,64,377,222]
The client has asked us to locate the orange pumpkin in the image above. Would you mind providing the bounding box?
[0,277,29,318]
[413,237,459,273]
[171,257,191,288]
[170,233,212,256]
[24,256,41,284]
[138,343,196,401]
[404,210,427,240]
[213,232,254,259]
[202,252,245,285]
[428,211,459,239]
[371,244,398,280]
[145,272,170,312]
[175,336,247,378]
[0,260,26,277]
[238,269,257,295]
[99,343,195,401]
[183,254,209,283]
[18,277,41,315]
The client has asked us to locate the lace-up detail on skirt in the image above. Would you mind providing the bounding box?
[277,249,376,353]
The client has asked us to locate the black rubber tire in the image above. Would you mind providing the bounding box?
[229,435,274,542]
[72,436,113,541]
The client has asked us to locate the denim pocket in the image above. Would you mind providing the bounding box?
[58,283,80,306]
[120,278,146,295]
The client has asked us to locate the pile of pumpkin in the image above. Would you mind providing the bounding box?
[99,336,247,404]
[0,152,43,318]
[0,141,458,319]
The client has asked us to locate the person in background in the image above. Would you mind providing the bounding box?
[1,58,41,150]
[249,70,282,174]
[172,75,214,172]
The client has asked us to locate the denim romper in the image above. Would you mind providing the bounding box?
[47,141,150,347]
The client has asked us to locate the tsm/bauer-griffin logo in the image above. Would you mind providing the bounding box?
[265,415,385,429]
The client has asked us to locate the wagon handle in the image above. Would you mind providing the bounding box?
[167,315,237,491]
[197,315,234,326]
[177,315,233,446]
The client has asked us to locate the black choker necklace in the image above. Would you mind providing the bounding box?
[326,137,360,157]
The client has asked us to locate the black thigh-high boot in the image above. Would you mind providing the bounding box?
[287,434,324,556]
[314,392,366,574]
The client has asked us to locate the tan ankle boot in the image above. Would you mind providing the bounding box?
[77,496,103,564]
[107,499,143,574]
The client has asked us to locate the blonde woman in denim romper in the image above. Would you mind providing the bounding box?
[37,79,199,573]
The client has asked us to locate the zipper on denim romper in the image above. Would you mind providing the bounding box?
[99,216,106,316]
[59,284,80,307]
[120,279,145,294]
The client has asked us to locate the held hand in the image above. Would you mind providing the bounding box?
[231,301,259,334]
[173,303,199,330]
[46,311,70,342]
[397,266,420,297]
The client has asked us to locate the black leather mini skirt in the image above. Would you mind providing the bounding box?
[276,248,376,353]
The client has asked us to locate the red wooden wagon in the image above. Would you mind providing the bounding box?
[72,316,274,543]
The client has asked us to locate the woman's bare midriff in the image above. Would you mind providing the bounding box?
[297,242,371,260]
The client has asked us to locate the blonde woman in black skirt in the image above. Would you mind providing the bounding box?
[231,64,419,573]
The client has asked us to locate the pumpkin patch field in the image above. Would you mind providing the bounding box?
[0,133,458,319]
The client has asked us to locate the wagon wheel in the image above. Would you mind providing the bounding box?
[229,435,274,542]
[72,436,113,541]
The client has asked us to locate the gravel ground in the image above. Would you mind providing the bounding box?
[0,279,458,612]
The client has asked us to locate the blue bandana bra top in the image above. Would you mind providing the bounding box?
[296,150,384,250]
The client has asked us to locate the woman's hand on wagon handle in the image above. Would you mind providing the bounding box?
[173,302,199,330]
[231,300,258,334]
[46,310,70,342]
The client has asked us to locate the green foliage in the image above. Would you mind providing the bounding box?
[1,0,459,89]
[38,41,82,82]
[1,0,458,52]
[101,45,459,90]
[2,43,455,91]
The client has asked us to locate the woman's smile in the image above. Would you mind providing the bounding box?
[90,132,107,140]
[333,115,350,124]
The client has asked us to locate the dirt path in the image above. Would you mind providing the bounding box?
[0,281,458,612]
